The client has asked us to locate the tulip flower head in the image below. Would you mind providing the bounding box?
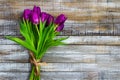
[23,9,31,20]
[22,6,67,29]
[46,14,54,26]
[33,5,41,16]
[30,11,40,24]
[55,14,67,32]
[55,14,67,25]
[41,12,49,23]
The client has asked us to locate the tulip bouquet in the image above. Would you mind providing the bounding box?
[6,6,67,80]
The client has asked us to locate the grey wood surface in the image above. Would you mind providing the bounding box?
[0,0,120,80]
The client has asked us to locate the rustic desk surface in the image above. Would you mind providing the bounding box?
[0,0,120,80]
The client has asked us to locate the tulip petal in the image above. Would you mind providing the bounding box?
[33,5,41,16]
[55,14,67,25]
[23,9,31,20]
[56,24,64,32]
[41,12,49,22]
[46,14,54,26]
[30,11,40,24]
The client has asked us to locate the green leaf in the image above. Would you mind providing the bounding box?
[55,37,68,42]
[26,21,35,48]
[20,21,36,51]
[20,21,29,39]
[20,21,28,39]
[5,36,37,54]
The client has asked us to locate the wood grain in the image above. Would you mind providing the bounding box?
[0,45,120,63]
[1,36,120,45]
[0,21,120,36]
[0,0,120,36]
[0,72,100,80]
[0,71,120,80]
[0,45,120,55]
[0,0,120,80]
[0,63,120,72]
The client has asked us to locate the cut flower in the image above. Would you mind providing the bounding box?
[6,5,68,80]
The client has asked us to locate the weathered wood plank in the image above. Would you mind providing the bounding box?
[0,63,120,72]
[0,71,119,80]
[0,21,120,36]
[0,63,97,72]
[0,47,120,63]
[0,52,96,63]
[1,50,120,63]
[0,0,120,36]
[98,71,120,80]
[0,45,120,63]
[1,36,120,45]
[0,0,120,80]
[0,45,120,55]
[1,52,120,64]
[0,72,99,80]
[0,72,28,80]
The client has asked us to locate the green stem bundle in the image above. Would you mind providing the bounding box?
[30,65,40,80]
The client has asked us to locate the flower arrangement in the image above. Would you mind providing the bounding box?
[6,5,67,80]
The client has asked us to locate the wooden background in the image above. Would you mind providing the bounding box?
[0,0,120,80]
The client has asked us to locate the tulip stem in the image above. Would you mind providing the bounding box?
[35,24,40,36]
[30,65,40,80]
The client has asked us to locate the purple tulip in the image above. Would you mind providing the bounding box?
[30,11,40,24]
[41,12,49,22]
[33,5,41,16]
[46,14,54,25]
[23,9,31,20]
[56,24,64,32]
[55,14,67,25]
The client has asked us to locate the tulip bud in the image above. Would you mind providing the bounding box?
[55,14,67,25]
[46,14,54,26]
[30,11,40,24]
[23,9,31,20]
[33,5,41,16]
[41,12,49,23]
[56,24,64,32]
